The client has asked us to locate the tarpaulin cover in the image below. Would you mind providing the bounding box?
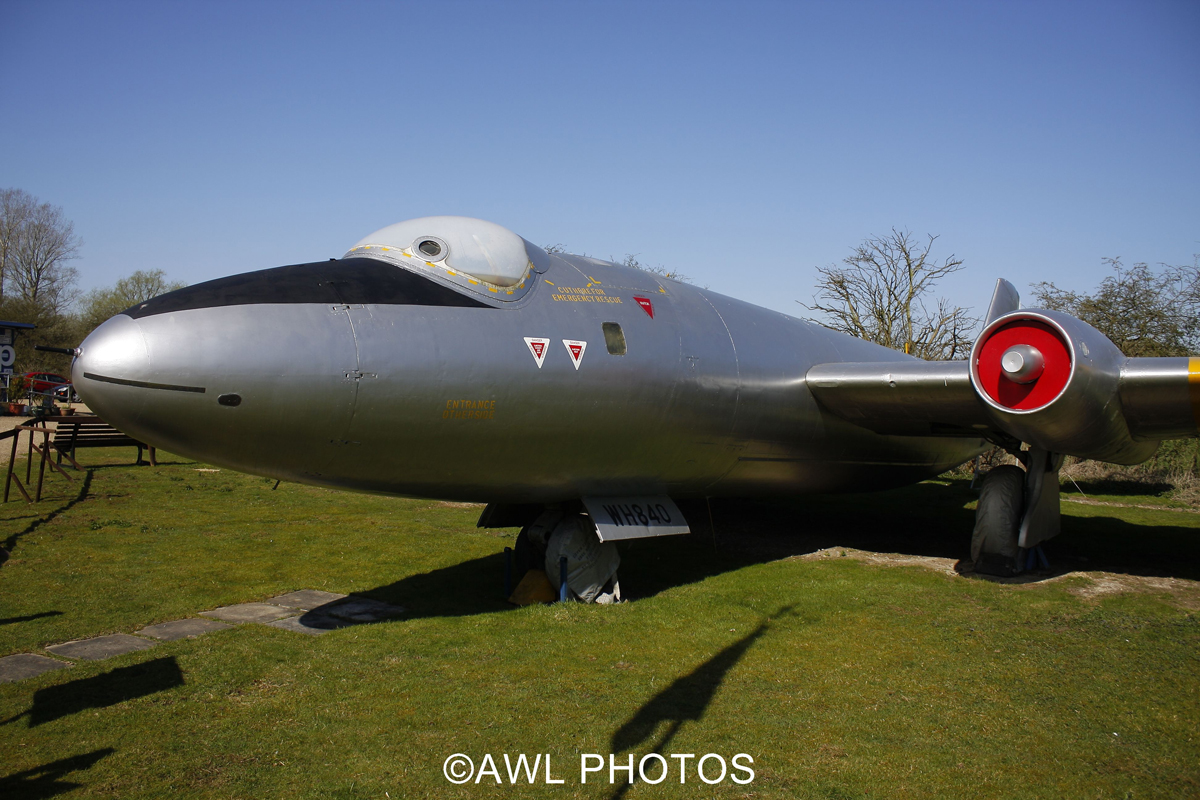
[543,513,621,604]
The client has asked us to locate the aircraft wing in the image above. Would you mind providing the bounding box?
[806,280,1199,465]
[806,360,988,437]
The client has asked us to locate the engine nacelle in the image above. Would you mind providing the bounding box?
[807,298,1195,468]
[970,309,1159,464]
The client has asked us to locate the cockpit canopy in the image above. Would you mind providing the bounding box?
[345,216,548,299]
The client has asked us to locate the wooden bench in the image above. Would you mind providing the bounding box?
[50,415,157,467]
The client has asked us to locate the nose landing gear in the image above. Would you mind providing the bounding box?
[487,503,623,604]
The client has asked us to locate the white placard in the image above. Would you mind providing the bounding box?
[583,496,690,542]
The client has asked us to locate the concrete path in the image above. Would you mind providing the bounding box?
[46,634,156,661]
[0,405,91,465]
[138,618,232,641]
[0,415,36,465]
[0,402,93,465]
[0,589,407,683]
[0,653,71,683]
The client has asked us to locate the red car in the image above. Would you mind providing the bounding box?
[21,372,71,393]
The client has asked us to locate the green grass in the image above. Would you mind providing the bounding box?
[1,451,1198,799]
[1059,479,1197,510]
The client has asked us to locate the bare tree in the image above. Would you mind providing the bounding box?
[802,229,977,360]
[542,243,693,283]
[1,189,81,314]
[79,270,187,332]
[0,189,34,302]
[622,253,690,283]
[1031,257,1199,356]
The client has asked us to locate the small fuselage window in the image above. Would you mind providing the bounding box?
[603,322,627,355]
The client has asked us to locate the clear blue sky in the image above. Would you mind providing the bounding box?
[1,0,1197,319]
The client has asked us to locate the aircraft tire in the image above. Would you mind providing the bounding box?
[971,465,1025,576]
[513,526,546,580]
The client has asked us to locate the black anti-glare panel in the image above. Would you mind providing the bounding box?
[123,258,492,319]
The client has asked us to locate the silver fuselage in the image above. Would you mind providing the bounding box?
[74,253,985,502]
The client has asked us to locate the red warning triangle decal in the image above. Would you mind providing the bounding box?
[562,339,587,370]
[524,337,550,368]
[634,296,654,318]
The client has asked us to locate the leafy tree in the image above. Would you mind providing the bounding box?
[78,270,187,333]
[0,189,83,377]
[803,229,977,360]
[1031,258,1199,357]
[0,296,81,376]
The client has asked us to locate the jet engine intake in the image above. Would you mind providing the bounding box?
[969,310,1158,464]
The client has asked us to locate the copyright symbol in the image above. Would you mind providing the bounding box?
[443,753,474,784]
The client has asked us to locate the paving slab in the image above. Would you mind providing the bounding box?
[138,618,232,641]
[266,597,408,636]
[45,634,155,661]
[0,653,72,683]
[323,597,407,623]
[269,589,348,610]
[267,613,356,636]
[201,602,297,624]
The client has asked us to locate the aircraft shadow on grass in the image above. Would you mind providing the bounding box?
[701,485,1200,583]
[341,485,973,620]
[347,480,1200,622]
[0,747,115,800]
[345,537,747,623]
[0,656,183,729]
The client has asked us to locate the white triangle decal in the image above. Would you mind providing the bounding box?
[562,339,587,370]
[524,337,550,368]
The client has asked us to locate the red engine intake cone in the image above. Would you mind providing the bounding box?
[975,318,1071,411]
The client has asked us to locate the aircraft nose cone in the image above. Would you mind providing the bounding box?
[72,314,150,425]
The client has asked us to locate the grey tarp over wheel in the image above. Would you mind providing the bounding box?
[544,514,621,604]
[971,464,1025,576]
